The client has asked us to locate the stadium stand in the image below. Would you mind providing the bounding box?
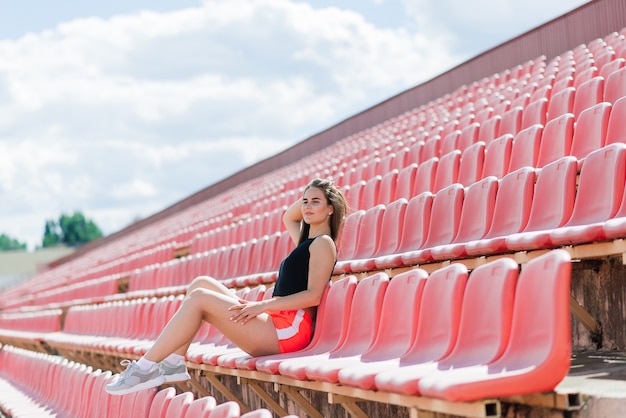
[1,0,626,416]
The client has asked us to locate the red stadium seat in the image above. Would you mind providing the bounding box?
[394,163,418,200]
[457,141,485,186]
[569,102,611,161]
[606,96,626,145]
[440,130,461,155]
[433,150,460,192]
[206,401,240,418]
[165,392,194,418]
[457,122,480,151]
[573,76,604,118]
[521,98,548,129]
[430,176,499,260]
[506,156,578,251]
[184,396,217,418]
[599,57,625,84]
[414,157,439,194]
[482,134,513,178]
[338,264,467,390]
[378,169,398,205]
[537,113,575,167]
[304,269,427,384]
[417,250,572,402]
[604,66,626,104]
[374,257,518,395]
[547,87,575,122]
[279,273,388,380]
[148,387,177,418]
[498,106,523,137]
[550,143,626,245]
[253,276,357,374]
[509,125,543,171]
[401,183,464,265]
[335,210,365,271]
[374,192,433,269]
[465,167,536,256]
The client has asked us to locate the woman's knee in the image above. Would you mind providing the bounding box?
[188,276,220,292]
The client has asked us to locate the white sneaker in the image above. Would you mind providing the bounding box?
[105,360,165,395]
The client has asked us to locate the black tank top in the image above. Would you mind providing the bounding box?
[272,237,317,297]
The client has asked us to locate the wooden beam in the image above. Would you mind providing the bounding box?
[202,372,250,413]
[276,384,324,418]
[240,379,289,417]
[569,295,602,338]
[328,393,370,418]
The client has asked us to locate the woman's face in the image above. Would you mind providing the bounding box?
[301,187,333,225]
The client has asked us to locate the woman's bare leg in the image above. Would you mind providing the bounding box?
[143,286,280,362]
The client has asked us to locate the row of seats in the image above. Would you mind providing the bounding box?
[0,345,279,418]
[36,249,571,403]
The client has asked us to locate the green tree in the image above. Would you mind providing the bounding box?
[0,233,27,251]
[42,211,104,248]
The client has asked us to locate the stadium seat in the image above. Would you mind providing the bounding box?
[240,409,274,418]
[433,150,460,192]
[537,113,575,167]
[421,135,441,160]
[509,124,542,171]
[478,115,502,144]
[465,167,536,256]
[498,106,523,137]
[550,143,626,245]
[394,163,418,200]
[482,134,513,178]
[373,257,518,395]
[206,401,240,418]
[506,156,578,251]
[334,210,365,273]
[378,169,398,205]
[360,175,382,209]
[417,250,572,402]
[440,130,461,155]
[374,192,433,269]
[457,122,480,151]
[341,204,385,272]
[350,198,407,272]
[253,276,357,374]
[184,396,218,418]
[279,273,388,380]
[569,102,611,161]
[401,183,464,265]
[414,157,439,194]
[606,96,626,145]
[430,176,499,260]
[521,98,548,129]
[344,180,366,210]
[457,141,485,186]
[604,66,626,104]
[574,65,599,89]
[165,392,194,418]
[573,76,605,118]
[337,264,468,390]
[599,57,625,84]
[303,269,427,384]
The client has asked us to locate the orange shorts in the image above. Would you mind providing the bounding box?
[268,309,314,353]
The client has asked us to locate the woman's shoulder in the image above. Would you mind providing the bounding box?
[309,234,336,253]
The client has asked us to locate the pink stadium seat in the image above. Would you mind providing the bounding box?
[465,167,536,256]
[509,125,543,171]
[344,180,366,210]
[573,76,605,118]
[440,130,461,155]
[457,141,485,186]
[430,176,499,260]
[478,115,501,144]
[304,269,427,384]
[421,135,441,160]
[547,87,575,122]
[378,169,398,205]
[475,106,494,124]
[457,122,480,151]
[418,250,572,402]
[498,106,523,137]
[132,387,158,418]
[414,157,439,194]
[374,192,433,269]
[394,163,418,200]
[148,387,177,418]
[604,66,626,104]
[552,75,574,93]
[506,156,578,251]
[570,102,611,161]
[359,175,382,209]
[337,264,468,390]
[433,150,460,192]
[184,396,218,418]
[406,141,425,165]
[606,96,626,145]
[253,276,357,374]
[374,257,518,395]
[521,98,548,129]
[550,143,626,245]
[165,392,194,418]
[206,401,240,418]
[240,409,273,418]
[401,183,464,265]
[335,210,365,272]
[537,113,575,167]
[342,204,385,272]
[350,198,407,272]
[482,134,513,178]
[599,57,625,84]
[279,273,388,380]
[530,84,552,103]
[574,65,599,89]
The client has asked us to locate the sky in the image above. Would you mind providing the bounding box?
[0,0,590,250]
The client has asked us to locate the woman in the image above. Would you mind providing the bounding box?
[106,178,347,395]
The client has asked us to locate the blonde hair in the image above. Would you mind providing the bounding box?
[298,178,347,245]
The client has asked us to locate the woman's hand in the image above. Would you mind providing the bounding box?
[228,299,267,325]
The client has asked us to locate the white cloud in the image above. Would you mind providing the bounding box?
[1,0,462,250]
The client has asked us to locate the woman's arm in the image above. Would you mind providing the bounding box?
[283,198,303,245]
[228,235,336,323]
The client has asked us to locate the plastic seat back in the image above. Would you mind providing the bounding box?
[361,175,382,209]
[482,134,513,178]
[184,396,217,418]
[362,269,428,361]
[148,387,177,418]
[395,163,418,200]
[421,184,465,249]
[537,113,575,167]
[399,263,468,365]
[378,169,398,205]
[510,124,542,171]
[458,141,485,186]
[570,102,611,160]
[433,150,460,192]
[521,98,548,129]
[375,198,408,256]
[606,96,626,145]
[604,65,626,104]
[336,210,365,262]
[352,204,386,260]
[451,176,499,244]
[396,192,434,253]
[165,392,194,418]
[547,86,575,122]
[498,106,523,137]
[573,76,604,118]
[206,401,240,418]
[414,157,439,194]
